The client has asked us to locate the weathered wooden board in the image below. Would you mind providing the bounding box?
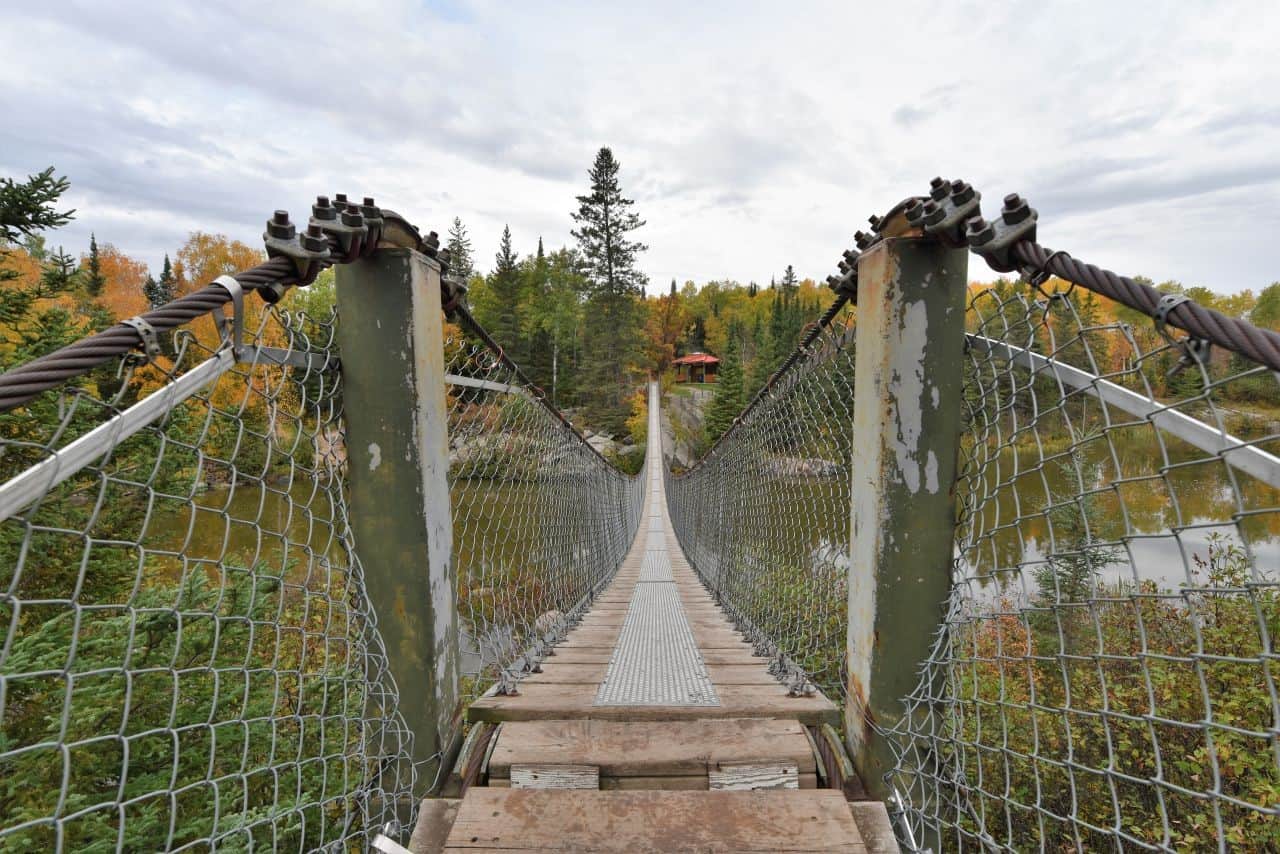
[709,761,800,790]
[487,718,817,778]
[468,682,840,726]
[443,789,866,852]
[509,764,599,790]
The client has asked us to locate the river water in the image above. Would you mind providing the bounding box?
[143,426,1279,610]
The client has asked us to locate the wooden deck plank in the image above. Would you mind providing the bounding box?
[467,682,839,726]
[487,719,817,778]
[443,789,865,852]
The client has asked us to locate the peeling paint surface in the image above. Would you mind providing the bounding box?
[368,442,382,471]
[888,298,929,495]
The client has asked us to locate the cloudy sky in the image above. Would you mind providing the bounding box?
[2,1,1278,293]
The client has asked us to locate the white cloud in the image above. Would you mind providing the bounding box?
[1,0,1278,291]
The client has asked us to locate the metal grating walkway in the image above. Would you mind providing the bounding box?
[594,387,720,707]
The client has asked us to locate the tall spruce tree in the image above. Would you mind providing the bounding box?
[571,147,647,298]
[571,147,647,433]
[779,264,798,297]
[145,255,175,308]
[705,328,745,442]
[85,233,105,297]
[446,216,475,283]
[484,225,524,360]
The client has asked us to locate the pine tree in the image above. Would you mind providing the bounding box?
[747,313,775,395]
[157,255,176,305]
[40,246,80,297]
[143,274,160,308]
[571,147,648,299]
[571,147,648,433]
[84,232,106,297]
[780,265,798,296]
[446,217,475,282]
[0,168,73,246]
[705,330,745,442]
[484,225,524,360]
[1,168,72,285]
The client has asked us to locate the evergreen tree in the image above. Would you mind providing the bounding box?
[0,168,73,247]
[571,147,648,299]
[522,237,555,389]
[1,168,72,285]
[482,225,525,360]
[40,247,80,297]
[85,232,105,297]
[446,216,475,282]
[704,329,745,442]
[571,147,648,433]
[157,255,176,305]
[143,274,162,308]
[780,264,798,296]
[747,312,775,395]
[143,255,176,309]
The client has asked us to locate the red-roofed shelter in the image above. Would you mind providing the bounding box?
[672,352,720,383]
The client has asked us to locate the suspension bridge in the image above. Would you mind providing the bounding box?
[1,180,1277,852]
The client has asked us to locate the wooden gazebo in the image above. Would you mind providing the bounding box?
[672,352,720,383]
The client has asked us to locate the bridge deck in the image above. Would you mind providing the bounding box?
[420,384,886,852]
[467,384,839,726]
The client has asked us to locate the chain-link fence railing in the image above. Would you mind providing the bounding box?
[886,278,1280,851]
[0,291,413,851]
[666,301,856,701]
[444,321,645,701]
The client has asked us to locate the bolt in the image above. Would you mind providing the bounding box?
[312,197,336,220]
[334,192,348,206]
[924,203,946,226]
[929,176,948,200]
[868,214,881,229]
[1003,194,1031,224]
[967,217,995,246]
[301,225,327,252]
[952,183,976,205]
[265,211,295,240]
[904,199,925,224]
[842,249,858,265]
[838,260,850,274]
[340,205,364,227]
[363,196,375,207]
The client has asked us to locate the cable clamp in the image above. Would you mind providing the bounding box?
[214,275,245,358]
[1154,293,1211,374]
[121,316,161,363]
[1023,250,1075,301]
[968,193,1037,273]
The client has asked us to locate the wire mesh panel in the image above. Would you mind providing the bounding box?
[444,329,644,699]
[666,304,857,699]
[0,298,413,851]
[887,280,1280,851]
